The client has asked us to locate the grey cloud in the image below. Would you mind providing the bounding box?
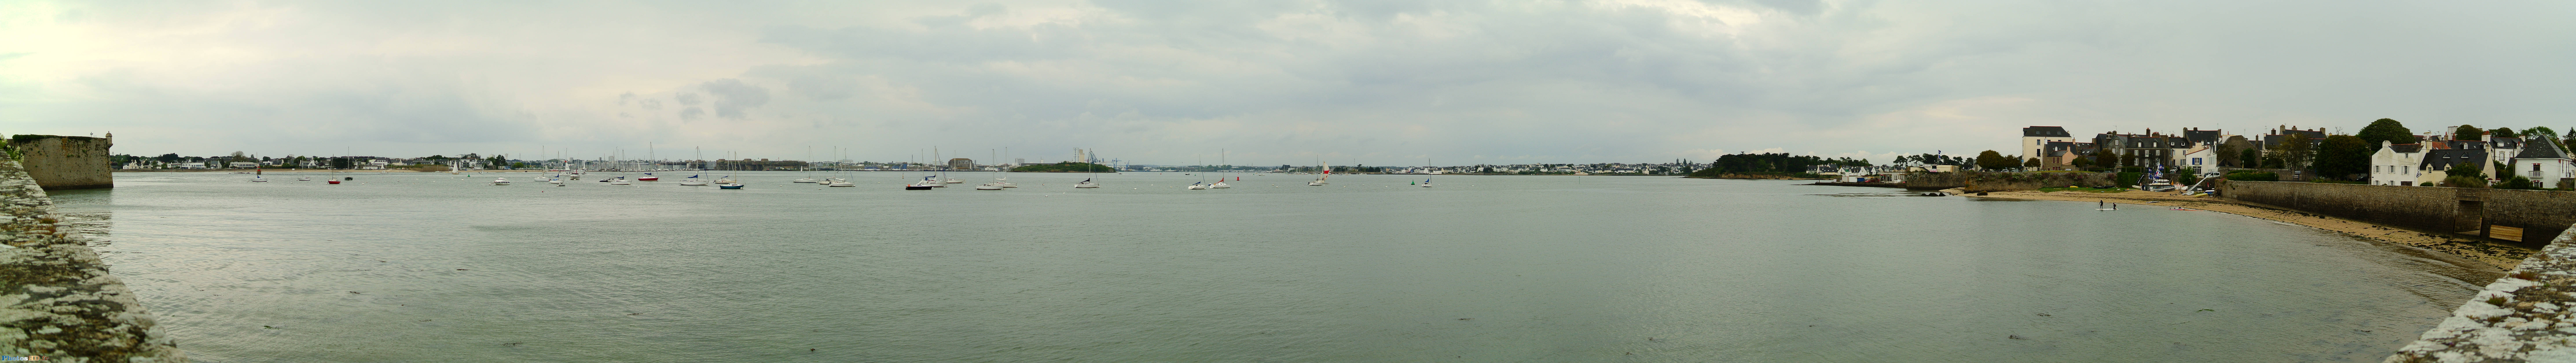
[674,92,701,106]
[679,106,705,121]
[698,78,770,119]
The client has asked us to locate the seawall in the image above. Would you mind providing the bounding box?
[0,159,186,361]
[1901,171,2119,192]
[2218,181,2576,248]
[8,135,112,190]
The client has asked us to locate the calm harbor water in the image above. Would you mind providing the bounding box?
[54,171,2495,362]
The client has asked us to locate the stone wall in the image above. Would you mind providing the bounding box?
[2388,228,2576,362]
[1901,171,2120,192]
[2218,181,2576,248]
[7,135,112,190]
[0,159,186,361]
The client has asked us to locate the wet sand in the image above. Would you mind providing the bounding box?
[1978,189,2534,271]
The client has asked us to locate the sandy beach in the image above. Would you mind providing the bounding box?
[1977,189,2534,271]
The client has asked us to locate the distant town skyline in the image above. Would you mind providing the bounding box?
[8,1,2574,166]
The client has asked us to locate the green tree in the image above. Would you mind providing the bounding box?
[2526,126,2558,143]
[2270,133,2315,170]
[2495,127,2518,138]
[2312,135,2371,181]
[1974,150,2014,171]
[2355,118,2418,152]
[2444,161,2489,188]
[2023,158,2041,169]
[2238,148,2259,168]
[2456,125,2484,139]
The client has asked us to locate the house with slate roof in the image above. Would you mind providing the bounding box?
[2369,142,2426,186]
[2421,148,2494,186]
[2510,137,2573,188]
[2020,126,2075,170]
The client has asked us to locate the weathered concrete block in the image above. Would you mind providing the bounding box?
[0,158,185,361]
[7,135,112,190]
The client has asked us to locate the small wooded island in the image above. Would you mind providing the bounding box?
[1010,162,1116,172]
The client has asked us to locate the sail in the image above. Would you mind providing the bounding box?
[1080,178,1092,183]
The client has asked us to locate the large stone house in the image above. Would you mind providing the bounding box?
[2368,141,2425,186]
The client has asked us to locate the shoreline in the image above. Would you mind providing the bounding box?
[1974,189,2533,271]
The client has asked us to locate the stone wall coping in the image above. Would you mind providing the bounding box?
[2390,227,2576,362]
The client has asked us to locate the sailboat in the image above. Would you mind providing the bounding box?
[1187,181,1209,190]
[1419,157,1434,187]
[715,176,736,184]
[636,173,659,181]
[297,177,312,181]
[679,174,710,185]
[249,176,268,182]
[794,177,818,183]
[1308,158,1329,186]
[906,176,938,190]
[1073,152,1103,188]
[1211,150,1230,188]
[490,177,511,185]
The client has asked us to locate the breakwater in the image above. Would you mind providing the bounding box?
[2218,180,2576,248]
[7,135,112,190]
[1900,171,2119,192]
[0,159,186,361]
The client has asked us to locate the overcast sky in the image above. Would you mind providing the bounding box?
[6,1,2574,166]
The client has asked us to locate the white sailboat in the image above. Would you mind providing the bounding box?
[679,174,710,185]
[490,177,511,185]
[1419,157,1434,187]
[1210,149,1230,188]
[1308,158,1329,186]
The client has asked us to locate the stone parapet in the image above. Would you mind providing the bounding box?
[7,135,113,190]
[2389,228,2576,362]
[0,159,185,361]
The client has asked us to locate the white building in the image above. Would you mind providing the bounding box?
[2367,141,2426,186]
[2510,138,2573,188]
[2180,145,2218,170]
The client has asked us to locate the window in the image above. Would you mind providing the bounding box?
[2191,158,2202,165]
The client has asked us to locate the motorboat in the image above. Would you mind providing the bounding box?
[490,178,511,185]
[718,183,744,189]
[827,180,855,187]
[609,179,632,185]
